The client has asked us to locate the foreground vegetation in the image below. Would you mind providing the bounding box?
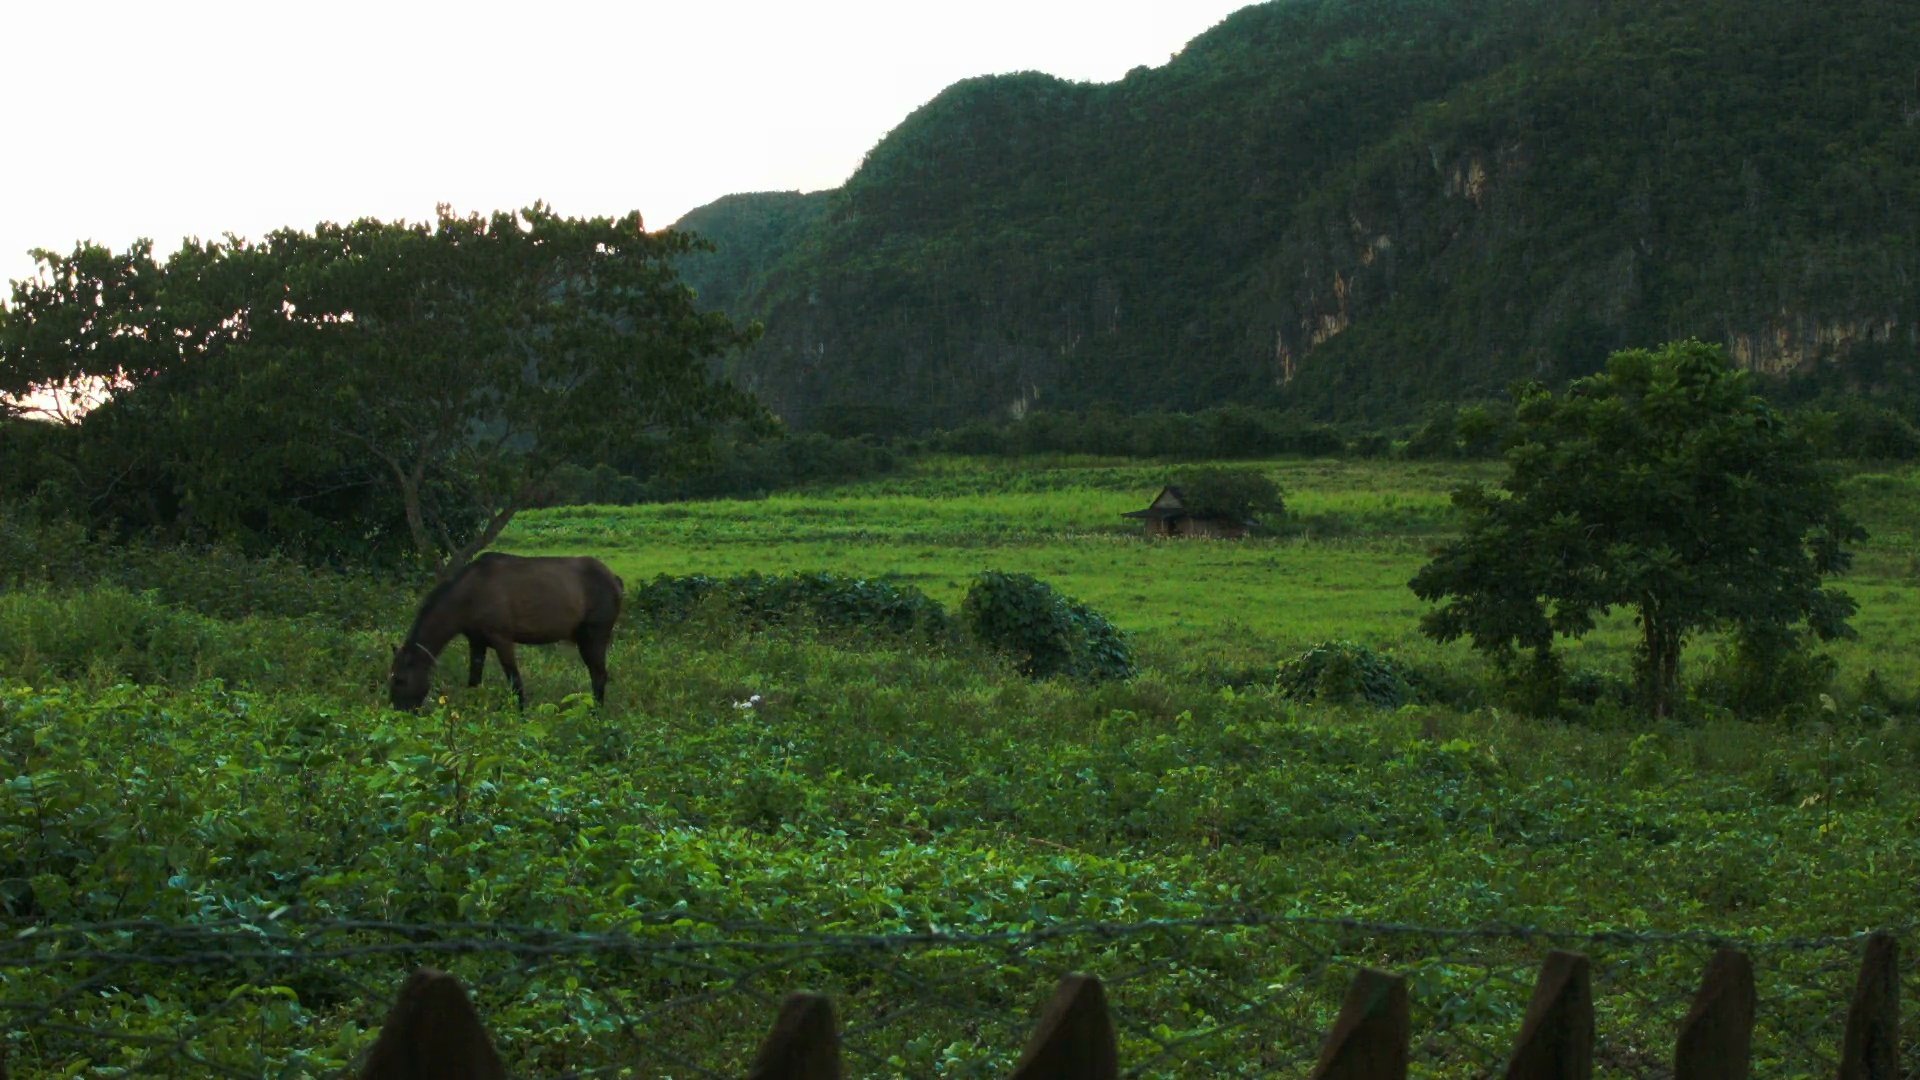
[2,454,1916,1072]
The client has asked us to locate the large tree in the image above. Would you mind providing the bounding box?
[1,205,764,571]
[1409,340,1863,718]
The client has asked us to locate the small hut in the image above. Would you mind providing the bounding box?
[1122,485,1252,539]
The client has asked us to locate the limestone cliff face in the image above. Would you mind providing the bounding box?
[1251,105,1917,400]
[1727,317,1908,376]
[672,0,1920,430]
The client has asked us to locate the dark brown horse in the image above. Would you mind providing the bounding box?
[389,553,624,710]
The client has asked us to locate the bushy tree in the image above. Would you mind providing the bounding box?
[1,205,764,572]
[1410,340,1862,719]
[1170,466,1285,524]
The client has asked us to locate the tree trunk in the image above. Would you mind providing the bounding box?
[1638,603,1683,719]
[1661,626,1681,715]
[386,447,538,581]
[390,460,436,572]
[437,499,522,581]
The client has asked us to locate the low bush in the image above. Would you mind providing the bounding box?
[960,572,1134,682]
[626,573,727,624]
[1693,629,1840,722]
[730,572,955,641]
[1277,641,1415,708]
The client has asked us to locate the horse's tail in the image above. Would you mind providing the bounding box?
[614,574,626,599]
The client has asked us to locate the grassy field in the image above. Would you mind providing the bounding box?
[504,455,1920,696]
[2,455,1917,1075]
[504,458,1497,662]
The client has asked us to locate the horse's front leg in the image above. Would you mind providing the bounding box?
[466,636,487,687]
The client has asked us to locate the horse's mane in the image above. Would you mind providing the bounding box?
[405,566,473,645]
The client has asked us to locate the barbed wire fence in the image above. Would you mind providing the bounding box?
[0,910,1912,1077]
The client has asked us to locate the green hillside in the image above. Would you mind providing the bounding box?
[671,190,829,312]
[673,0,1920,433]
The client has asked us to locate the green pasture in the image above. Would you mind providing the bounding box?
[504,456,1920,696]
[503,458,1486,652]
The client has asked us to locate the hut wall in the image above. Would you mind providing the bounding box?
[1173,517,1249,539]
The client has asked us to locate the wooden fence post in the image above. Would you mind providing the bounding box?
[1837,931,1900,1080]
[1008,973,1118,1080]
[1674,948,1755,1080]
[1308,967,1409,1080]
[746,992,841,1080]
[359,968,506,1080]
[1503,950,1593,1080]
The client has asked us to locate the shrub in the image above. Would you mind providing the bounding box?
[0,502,405,629]
[730,572,955,641]
[542,462,648,506]
[1401,402,1515,460]
[1276,641,1414,708]
[1694,628,1839,721]
[0,505,92,588]
[960,572,1134,681]
[1797,400,1920,461]
[627,574,726,625]
[627,572,953,643]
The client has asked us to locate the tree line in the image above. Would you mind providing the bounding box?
[919,397,1920,464]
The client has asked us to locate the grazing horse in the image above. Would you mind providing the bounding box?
[388,553,623,710]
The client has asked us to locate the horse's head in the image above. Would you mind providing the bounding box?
[388,642,435,711]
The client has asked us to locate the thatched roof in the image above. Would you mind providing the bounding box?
[1121,485,1187,520]
[1122,485,1255,526]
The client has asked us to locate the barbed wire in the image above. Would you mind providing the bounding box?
[1,910,1913,1077]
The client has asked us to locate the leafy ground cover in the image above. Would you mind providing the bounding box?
[2,455,1917,1073]
[4,632,1915,1073]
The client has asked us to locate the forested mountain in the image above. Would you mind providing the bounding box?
[673,0,1920,434]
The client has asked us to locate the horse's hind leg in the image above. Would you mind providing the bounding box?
[466,635,487,687]
[576,624,612,706]
[490,639,526,708]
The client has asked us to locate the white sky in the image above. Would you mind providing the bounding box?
[2,0,1253,289]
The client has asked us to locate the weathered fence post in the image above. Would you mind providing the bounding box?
[1837,931,1900,1080]
[1503,950,1593,1080]
[359,968,506,1080]
[1308,967,1409,1080]
[1008,973,1118,1080]
[746,992,841,1080]
[1674,948,1755,1080]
